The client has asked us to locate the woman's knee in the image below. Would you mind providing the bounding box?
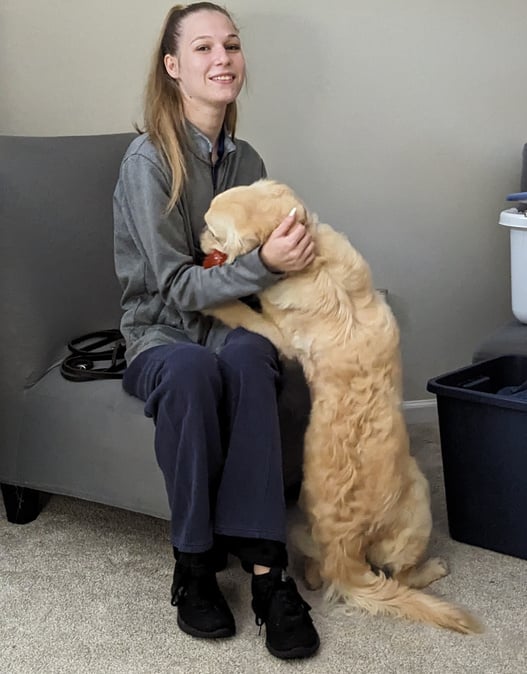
[160,343,221,392]
[141,343,221,420]
[221,328,279,372]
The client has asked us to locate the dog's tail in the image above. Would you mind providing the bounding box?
[325,559,482,635]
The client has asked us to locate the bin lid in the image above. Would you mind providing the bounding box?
[499,208,527,229]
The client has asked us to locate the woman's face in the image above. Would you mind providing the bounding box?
[165,10,245,111]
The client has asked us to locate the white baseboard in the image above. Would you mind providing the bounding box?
[403,399,438,425]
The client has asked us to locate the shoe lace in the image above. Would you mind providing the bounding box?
[280,577,313,619]
[171,567,190,607]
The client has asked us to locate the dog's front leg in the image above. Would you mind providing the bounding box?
[204,300,285,350]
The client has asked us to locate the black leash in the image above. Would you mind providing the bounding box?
[60,329,126,382]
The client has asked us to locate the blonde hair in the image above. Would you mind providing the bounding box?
[140,3,239,212]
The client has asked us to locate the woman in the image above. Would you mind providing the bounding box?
[113,2,319,660]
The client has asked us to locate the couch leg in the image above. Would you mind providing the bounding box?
[1,484,49,524]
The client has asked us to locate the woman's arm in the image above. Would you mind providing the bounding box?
[116,152,282,312]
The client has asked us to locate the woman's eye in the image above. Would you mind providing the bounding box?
[195,42,240,53]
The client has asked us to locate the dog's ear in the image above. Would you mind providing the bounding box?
[259,180,299,208]
[270,183,311,228]
[209,198,268,258]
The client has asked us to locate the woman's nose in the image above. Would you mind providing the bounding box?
[214,47,231,64]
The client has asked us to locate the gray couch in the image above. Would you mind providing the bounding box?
[0,134,307,525]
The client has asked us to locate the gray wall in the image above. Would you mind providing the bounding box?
[2,0,526,400]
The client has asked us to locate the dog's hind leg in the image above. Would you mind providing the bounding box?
[366,457,437,585]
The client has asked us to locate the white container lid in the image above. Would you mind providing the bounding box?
[499,208,527,230]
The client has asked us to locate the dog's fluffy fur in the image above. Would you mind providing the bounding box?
[201,179,481,634]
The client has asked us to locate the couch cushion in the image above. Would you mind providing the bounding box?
[16,365,169,519]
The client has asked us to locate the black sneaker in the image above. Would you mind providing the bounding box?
[171,553,235,639]
[251,568,320,659]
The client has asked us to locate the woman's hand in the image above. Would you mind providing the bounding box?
[259,209,316,273]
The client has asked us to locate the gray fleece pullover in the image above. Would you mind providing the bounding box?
[113,123,280,363]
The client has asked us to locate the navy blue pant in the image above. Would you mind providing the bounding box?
[122,328,287,555]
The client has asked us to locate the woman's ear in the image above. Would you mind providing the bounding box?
[164,53,179,80]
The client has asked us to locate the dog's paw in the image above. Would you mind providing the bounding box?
[396,557,450,588]
[412,557,450,587]
[426,557,450,580]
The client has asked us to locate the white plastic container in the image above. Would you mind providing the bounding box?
[500,208,527,324]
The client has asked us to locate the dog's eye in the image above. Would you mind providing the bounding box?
[203,224,217,239]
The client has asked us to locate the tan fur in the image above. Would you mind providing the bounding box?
[201,179,482,634]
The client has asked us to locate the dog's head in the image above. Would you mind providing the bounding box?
[201,179,310,262]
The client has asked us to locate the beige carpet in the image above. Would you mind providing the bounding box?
[1,423,526,674]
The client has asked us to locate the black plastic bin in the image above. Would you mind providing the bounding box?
[427,355,527,560]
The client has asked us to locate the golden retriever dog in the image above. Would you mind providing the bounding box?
[200,179,481,634]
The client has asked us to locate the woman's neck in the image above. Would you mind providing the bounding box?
[184,102,226,155]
